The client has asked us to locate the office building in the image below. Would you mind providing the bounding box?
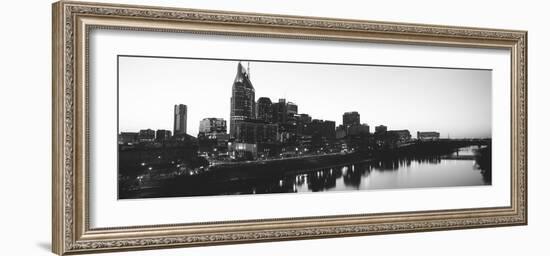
[388,130,411,143]
[417,131,440,141]
[343,111,360,128]
[173,104,187,135]
[233,119,278,144]
[119,132,138,144]
[230,62,256,137]
[307,119,336,139]
[138,129,155,142]
[348,124,370,136]
[287,102,298,115]
[256,97,273,122]
[375,125,388,134]
[335,125,347,139]
[155,129,172,142]
[272,98,288,124]
[199,118,227,135]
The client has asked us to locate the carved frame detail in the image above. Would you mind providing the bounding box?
[52,1,527,255]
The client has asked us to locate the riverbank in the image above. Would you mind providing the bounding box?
[119,144,491,199]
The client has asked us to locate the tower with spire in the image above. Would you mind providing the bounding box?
[230,62,255,137]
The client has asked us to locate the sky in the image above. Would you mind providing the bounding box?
[118,56,492,139]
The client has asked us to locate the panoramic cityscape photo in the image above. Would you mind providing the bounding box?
[117,56,492,199]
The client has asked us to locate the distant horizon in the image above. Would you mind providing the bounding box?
[118,56,492,139]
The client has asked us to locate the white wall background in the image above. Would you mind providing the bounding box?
[0,0,547,255]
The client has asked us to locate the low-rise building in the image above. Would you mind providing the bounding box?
[388,130,411,143]
[228,142,257,160]
[155,129,172,142]
[417,131,440,141]
[119,132,138,144]
[138,129,155,142]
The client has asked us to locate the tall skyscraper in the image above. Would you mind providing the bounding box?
[173,104,187,135]
[256,97,273,122]
[230,62,255,137]
[343,111,360,128]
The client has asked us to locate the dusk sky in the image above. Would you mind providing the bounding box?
[118,56,492,138]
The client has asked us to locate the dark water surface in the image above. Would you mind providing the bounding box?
[291,146,490,193]
[121,146,490,198]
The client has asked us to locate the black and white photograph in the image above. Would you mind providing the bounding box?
[117,56,492,199]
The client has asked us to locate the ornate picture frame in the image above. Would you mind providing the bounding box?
[52,1,527,255]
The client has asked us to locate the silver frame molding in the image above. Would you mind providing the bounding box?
[52,1,527,255]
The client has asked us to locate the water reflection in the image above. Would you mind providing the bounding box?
[253,146,491,193]
[122,146,492,198]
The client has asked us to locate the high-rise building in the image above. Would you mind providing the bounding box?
[256,97,273,122]
[299,113,312,123]
[271,99,299,125]
[233,119,278,144]
[155,129,172,142]
[230,62,255,137]
[343,111,360,128]
[199,118,227,135]
[335,125,347,139]
[307,119,336,139]
[287,102,298,115]
[297,113,312,136]
[173,104,187,135]
[348,123,370,136]
[271,98,287,124]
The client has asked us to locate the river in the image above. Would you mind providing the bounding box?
[252,146,490,194]
[120,145,491,198]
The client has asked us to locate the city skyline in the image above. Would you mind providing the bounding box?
[118,56,492,138]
